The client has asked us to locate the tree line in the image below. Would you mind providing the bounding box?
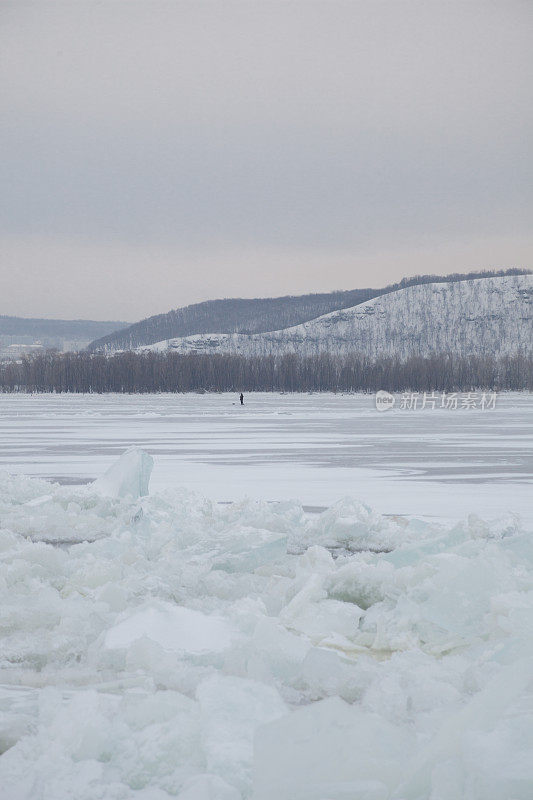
[1,350,531,393]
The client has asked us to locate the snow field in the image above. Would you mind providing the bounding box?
[0,450,532,798]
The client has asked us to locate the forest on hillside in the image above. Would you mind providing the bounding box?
[1,350,531,393]
[88,268,530,352]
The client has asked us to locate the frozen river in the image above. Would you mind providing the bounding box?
[1,391,533,799]
[0,391,531,522]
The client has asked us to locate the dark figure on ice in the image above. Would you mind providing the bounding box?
[240,393,244,405]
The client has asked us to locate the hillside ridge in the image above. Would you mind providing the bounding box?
[0,316,129,340]
[139,274,533,360]
[89,268,529,352]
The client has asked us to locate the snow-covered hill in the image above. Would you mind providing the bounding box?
[139,275,533,359]
[89,269,529,353]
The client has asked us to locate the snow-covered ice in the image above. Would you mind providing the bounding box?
[0,393,532,798]
[0,391,531,522]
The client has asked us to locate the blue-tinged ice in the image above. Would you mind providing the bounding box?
[92,446,153,499]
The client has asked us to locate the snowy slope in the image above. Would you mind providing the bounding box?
[140,275,533,359]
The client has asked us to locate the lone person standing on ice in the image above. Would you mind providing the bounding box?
[240,393,244,405]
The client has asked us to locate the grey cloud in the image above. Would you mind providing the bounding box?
[1,1,532,318]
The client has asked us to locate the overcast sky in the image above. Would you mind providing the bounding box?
[1,1,532,321]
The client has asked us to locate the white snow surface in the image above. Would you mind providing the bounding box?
[1,442,533,798]
[1,391,531,524]
[140,274,533,358]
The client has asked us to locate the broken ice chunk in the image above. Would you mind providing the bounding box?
[197,674,286,793]
[253,696,412,800]
[104,602,237,655]
[24,494,53,507]
[92,447,153,499]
